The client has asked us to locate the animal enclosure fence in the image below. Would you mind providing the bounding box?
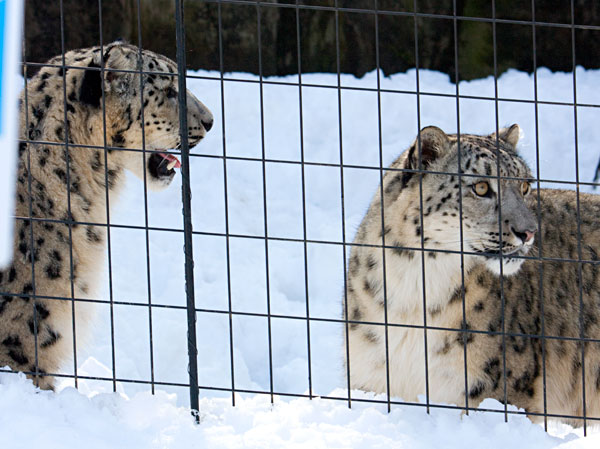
[7,0,600,434]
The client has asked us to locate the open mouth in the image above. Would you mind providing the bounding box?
[159,152,181,170]
[148,152,181,180]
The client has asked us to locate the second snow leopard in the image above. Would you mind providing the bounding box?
[346,125,600,425]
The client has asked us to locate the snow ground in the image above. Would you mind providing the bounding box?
[0,372,594,449]
[2,67,600,447]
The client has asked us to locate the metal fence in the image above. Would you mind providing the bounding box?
[8,0,600,434]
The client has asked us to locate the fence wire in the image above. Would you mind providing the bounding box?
[2,0,599,434]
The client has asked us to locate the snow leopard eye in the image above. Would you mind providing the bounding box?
[521,181,531,196]
[472,181,490,197]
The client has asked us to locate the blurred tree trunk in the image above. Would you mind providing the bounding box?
[24,0,134,77]
[23,0,600,81]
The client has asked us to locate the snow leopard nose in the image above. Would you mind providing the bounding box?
[201,118,213,132]
[512,227,536,244]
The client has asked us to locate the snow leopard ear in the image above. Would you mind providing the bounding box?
[79,44,133,107]
[102,45,135,95]
[490,123,521,148]
[407,126,451,171]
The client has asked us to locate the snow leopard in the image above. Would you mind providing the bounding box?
[346,124,600,425]
[0,41,213,390]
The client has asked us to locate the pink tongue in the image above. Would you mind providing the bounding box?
[159,153,181,169]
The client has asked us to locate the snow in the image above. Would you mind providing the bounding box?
[0,372,592,448]
[2,67,600,447]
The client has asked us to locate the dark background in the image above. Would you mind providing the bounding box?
[24,0,599,81]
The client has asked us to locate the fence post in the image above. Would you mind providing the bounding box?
[174,0,200,420]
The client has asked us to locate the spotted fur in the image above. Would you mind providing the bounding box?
[346,125,600,425]
[0,42,213,390]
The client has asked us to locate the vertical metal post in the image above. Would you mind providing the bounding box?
[491,0,509,422]
[174,0,200,419]
[531,0,549,431]
[570,0,587,435]
[373,0,392,414]
[412,0,431,414]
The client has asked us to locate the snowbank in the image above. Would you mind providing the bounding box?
[0,372,593,448]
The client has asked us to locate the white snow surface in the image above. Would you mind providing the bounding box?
[2,67,600,447]
[0,371,593,449]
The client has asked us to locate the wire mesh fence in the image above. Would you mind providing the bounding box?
[2,0,599,434]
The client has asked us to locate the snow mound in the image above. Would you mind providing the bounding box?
[1,372,593,448]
